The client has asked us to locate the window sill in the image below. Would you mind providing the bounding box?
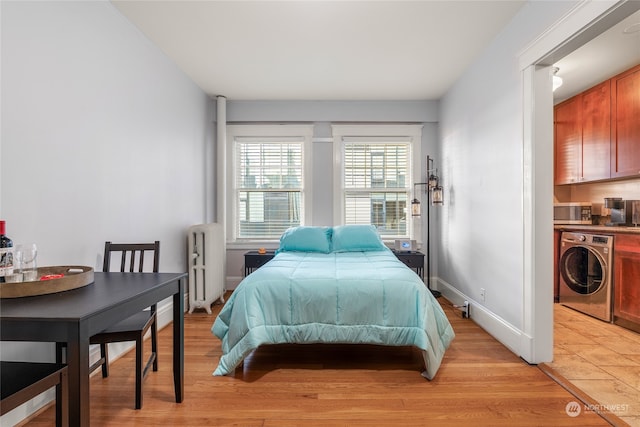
[226,241,418,251]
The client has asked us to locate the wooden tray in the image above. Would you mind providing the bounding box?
[0,266,94,298]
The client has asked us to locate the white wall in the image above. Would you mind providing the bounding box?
[1,1,211,424]
[223,100,439,287]
[437,1,578,346]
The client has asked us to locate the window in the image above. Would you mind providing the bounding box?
[343,143,409,234]
[236,140,302,238]
[227,125,313,241]
[333,125,422,239]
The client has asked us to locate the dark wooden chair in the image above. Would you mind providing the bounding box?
[56,241,160,410]
[1,361,68,427]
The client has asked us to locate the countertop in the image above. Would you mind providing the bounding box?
[554,224,640,235]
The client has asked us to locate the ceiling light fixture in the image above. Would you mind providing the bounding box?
[552,67,563,92]
[623,22,640,34]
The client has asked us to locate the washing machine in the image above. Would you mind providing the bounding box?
[558,231,613,322]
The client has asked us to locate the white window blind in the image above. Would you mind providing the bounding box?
[235,138,303,239]
[343,142,410,237]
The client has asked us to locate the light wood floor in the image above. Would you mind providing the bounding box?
[541,303,640,427]
[25,296,611,426]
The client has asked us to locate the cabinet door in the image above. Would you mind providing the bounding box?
[611,65,640,178]
[613,234,640,329]
[554,95,582,185]
[581,81,611,181]
[554,230,560,303]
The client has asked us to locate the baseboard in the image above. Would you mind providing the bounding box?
[435,277,523,357]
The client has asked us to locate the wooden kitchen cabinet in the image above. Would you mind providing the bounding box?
[554,63,640,185]
[611,64,640,179]
[613,233,640,333]
[554,230,561,303]
[554,95,582,185]
[554,81,611,185]
[581,81,611,181]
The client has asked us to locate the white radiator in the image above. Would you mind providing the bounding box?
[187,223,225,314]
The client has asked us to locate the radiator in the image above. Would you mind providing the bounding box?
[187,223,225,314]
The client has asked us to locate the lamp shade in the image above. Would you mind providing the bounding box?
[428,174,438,189]
[411,198,421,216]
[431,186,444,206]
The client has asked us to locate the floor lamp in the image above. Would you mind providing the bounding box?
[411,155,443,298]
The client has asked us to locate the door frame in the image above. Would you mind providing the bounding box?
[519,0,640,363]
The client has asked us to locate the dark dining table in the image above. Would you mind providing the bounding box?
[0,271,187,426]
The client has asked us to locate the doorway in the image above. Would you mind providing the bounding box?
[521,0,640,364]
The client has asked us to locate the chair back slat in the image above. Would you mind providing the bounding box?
[103,241,160,273]
[120,251,128,272]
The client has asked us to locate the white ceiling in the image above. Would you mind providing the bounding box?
[112,1,639,102]
[112,0,526,100]
[553,9,640,102]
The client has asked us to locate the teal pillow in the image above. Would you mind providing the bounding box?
[331,225,386,252]
[277,226,332,253]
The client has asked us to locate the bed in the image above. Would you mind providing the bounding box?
[211,225,455,379]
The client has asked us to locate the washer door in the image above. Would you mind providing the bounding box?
[560,246,605,295]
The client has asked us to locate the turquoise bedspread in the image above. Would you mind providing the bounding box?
[211,249,455,379]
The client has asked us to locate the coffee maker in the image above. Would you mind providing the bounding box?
[605,198,640,226]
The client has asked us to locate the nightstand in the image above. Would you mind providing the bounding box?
[244,250,276,276]
[392,250,425,280]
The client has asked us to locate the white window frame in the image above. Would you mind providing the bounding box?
[226,124,314,243]
[332,124,423,241]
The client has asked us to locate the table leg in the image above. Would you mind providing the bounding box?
[172,276,184,403]
[66,326,90,426]
[56,367,69,427]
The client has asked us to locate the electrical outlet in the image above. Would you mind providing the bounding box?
[480,288,486,303]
